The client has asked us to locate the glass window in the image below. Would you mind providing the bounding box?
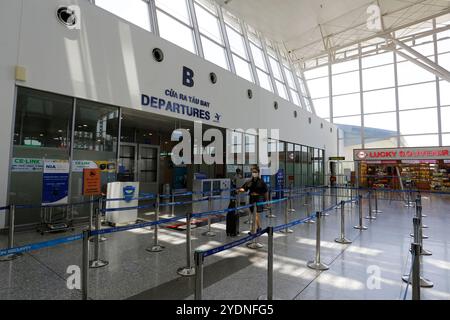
[397,60,437,86]
[257,69,273,92]
[441,107,450,133]
[443,134,450,146]
[14,88,73,149]
[313,97,330,119]
[74,100,119,152]
[155,0,191,25]
[332,71,359,95]
[233,54,253,82]
[363,88,396,113]
[400,135,439,147]
[399,108,438,135]
[284,67,296,89]
[269,56,283,80]
[438,52,450,71]
[364,112,397,132]
[276,80,288,100]
[333,93,361,117]
[362,52,394,68]
[226,25,248,59]
[157,10,196,54]
[201,36,229,70]
[333,115,362,126]
[304,66,328,80]
[398,82,437,110]
[362,64,395,91]
[245,134,257,165]
[438,38,450,54]
[440,81,450,106]
[290,90,301,106]
[307,77,329,99]
[96,0,151,31]
[332,59,359,74]
[195,3,223,44]
[250,43,268,71]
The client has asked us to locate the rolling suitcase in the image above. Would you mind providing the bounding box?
[226,199,239,237]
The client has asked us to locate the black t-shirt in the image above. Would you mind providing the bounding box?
[242,178,268,195]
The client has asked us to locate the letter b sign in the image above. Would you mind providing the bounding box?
[183,66,194,88]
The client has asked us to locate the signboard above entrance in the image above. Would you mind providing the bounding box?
[354,147,450,161]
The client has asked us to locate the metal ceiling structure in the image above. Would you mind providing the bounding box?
[215,0,450,63]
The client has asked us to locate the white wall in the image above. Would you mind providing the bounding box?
[0,0,338,227]
[0,0,23,228]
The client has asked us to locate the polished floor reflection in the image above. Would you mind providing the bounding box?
[1,192,449,300]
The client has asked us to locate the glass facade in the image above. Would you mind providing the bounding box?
[304,14,450,154]
[93,0,314,113]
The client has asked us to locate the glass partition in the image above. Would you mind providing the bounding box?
[11,87,73,225]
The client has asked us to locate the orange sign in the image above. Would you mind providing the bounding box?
[83,168,101,196]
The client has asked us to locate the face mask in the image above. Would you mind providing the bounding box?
[252,173,259,178]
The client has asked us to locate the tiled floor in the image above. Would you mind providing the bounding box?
[1,190,449,300]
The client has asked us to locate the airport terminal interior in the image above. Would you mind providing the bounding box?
[1,0,450,301]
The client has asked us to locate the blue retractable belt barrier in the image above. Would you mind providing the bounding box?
[0,206,10,211]
[0,233,84,257]
[202,227,269,258]
[90,215,186,237]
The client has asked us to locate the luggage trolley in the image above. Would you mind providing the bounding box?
[38,204,75,235]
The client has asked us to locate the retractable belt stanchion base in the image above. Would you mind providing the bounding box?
[89,260,109,269]
[402,275,434,288]
[280,229,294,234]
[307,261,330,271]
[365,216,376,220]
[335,238,352,245]
[353,225,368,230]
[147,245,165,253]
[177,267,196,277]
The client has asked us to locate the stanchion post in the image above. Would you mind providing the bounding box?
[366,191,376,220]
[280,197,293,234]
[171,190,175,217]
[0,205,22,262]
[258,227,277,300]
[411,243,421,300]
[89,197,108,269]
[307,212,329,271]
[266,190,276,218]
[89,195,94,230]
[147,196,164,253]
[373,190,382,214]
[403,218,433,288]
[354,195,368,230]
[335,201,352,244]
[82,229,89,300]
[178,213,195,276]
[288,185,295,213]
[194,250,204,300]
